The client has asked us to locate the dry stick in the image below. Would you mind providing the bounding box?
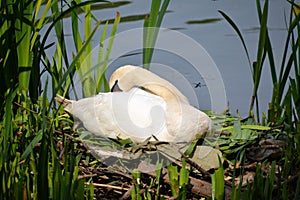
[97,168,133,180]
[87,182,130,191]
[14,102,39,114]
[53,129,75,139]
[78,174,98,180]
[137,161,232,199]
[120,185,134,200]
[178,150,211,179]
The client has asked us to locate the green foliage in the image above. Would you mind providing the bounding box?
[0,0,121,199]
[1,0,299,199]
[211,157,225,200]
[166,158,189,199]
[0,0,171,198]
[219,1,300,199]
[220,0,300,127]
[131,169,142,200]
[239,161,276,200]
[143,0,170,69]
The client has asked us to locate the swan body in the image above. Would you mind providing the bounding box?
[56,65,212,143]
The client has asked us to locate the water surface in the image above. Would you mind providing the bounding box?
[47,0,291,116]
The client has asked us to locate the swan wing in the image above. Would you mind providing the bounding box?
[63,89,168,143]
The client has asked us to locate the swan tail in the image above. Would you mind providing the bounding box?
[55,94,73,113]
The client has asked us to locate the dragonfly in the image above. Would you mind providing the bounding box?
[193,82,206,88]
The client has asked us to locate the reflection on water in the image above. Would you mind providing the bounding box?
[186,18,223,24]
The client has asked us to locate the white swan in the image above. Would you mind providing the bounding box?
[56,65,211,143]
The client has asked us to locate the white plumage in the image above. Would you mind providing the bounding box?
[56,65,211,143]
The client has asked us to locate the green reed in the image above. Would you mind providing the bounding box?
[0,0,120,199]
[2,0,299,199]
[0,0,170,198]
[143,0,170,69]
[219,0,300,199]
[220,0,300,129]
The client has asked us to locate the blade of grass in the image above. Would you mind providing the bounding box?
[20,130,43,160]
[218,10,252,69]
[143,0,170,69]
[98,12,120,92]
[143,0,161,68]
[31,0,53,50]
[96,21,108,91]
[167,164,179,196]
[51,20,101,102]
[249,0,269,118]
[268,161,276,200]
[39,0,100,74]
[294,173,300,200]
[131,169,142,200]
[16,1,33,93]
[178,158,189,198]
[37,78,49,199]
[71,0,83,53]
[155,159,163,199]
[211,156,225,200]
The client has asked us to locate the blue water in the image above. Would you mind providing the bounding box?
[45,0,291,116]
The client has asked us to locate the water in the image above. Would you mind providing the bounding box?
[46,0,291,116]
[106,0,290,116]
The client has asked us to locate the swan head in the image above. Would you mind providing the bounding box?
[109,65,189,104]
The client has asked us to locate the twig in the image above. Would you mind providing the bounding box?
[179,151,211,179]
[53,129,75,139]
[14,102,39,114]
[86,182,129,191]
[249,145,281,151]
[78,174,98,180]
[120,185,134,200]
[97,168,133,180]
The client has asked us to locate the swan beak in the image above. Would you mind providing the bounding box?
[111,80,123,92]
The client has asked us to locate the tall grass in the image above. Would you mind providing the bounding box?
[218,0,300,199]
[0,0,171,198]
[0,0,121,199]
[220,0,300,129]
[143,0,170,69]
[1,0,299,199]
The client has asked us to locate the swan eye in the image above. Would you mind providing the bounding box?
[111,80,123,92]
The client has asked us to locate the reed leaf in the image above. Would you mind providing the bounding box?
[155,159,163,199]
[143,0,170,69]
[31,0,53,50]
[37,78,49,199]
[131,169,142,200]
[211,156,225,200]
[218,10,251,69]
[39,0,100,72]
[167,164,179,196]
[98,12,121,92]
[178,158,189,198]
[250,0,269,118]
[20,130,43,160]
[16,1,33,93]
[96,21,108,91]
[268,161,276,200]
[51,20,101,100]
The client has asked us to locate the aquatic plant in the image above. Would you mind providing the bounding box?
[1,0,299,199]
